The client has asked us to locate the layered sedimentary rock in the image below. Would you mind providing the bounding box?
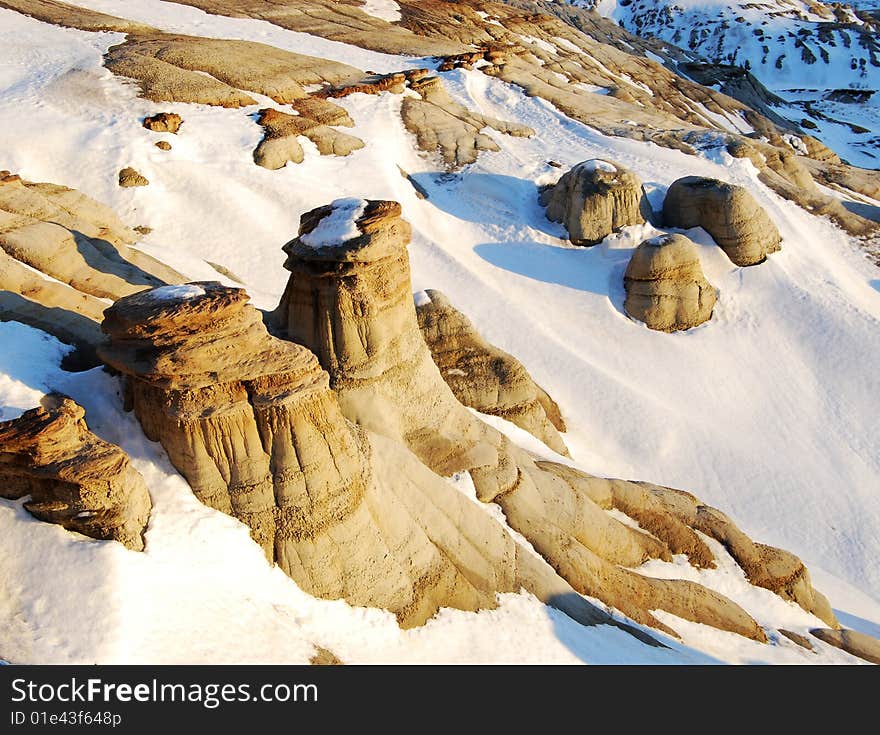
[541,160,652,246]
[0,172,185,366]
[142,112,183,134]
[99,281,628,632]
[272,197,840,639]
[623,234,717,332]
[252,108,363,170]
[0,396,151,550]
[662,176,782,266]
[415,288,568,455]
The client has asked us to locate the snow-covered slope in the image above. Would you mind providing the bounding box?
[565,0,880,166]
[1,2,879,664]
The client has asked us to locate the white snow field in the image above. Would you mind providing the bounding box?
[1,4,879,664]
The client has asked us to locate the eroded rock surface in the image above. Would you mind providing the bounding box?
[118,167,149,188]
[271,197,840,639]
[624,234,717,332]
[98,281,624,632]
[662,176,781,266]
[0,172,185,366]
[810,628,880,664]
[0,396,151,550]
[541,160,651,246]
[415,288,568,455]
[253,108,363,170]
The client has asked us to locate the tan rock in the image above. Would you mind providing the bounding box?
[662,176,781,266]
[271,198,810,641]
[810,628,880,664]
[624,233,717,332]
[415,288,568,455]
[99,281,625,633]
[541,160,651,246]
[154,141,171,151]
[142,112,183,134]
[0,395,151,550]
[401,75,533,169]
[253,108,363,169]
[118,167,149,188]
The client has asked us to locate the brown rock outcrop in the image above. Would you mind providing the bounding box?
[142,112,183,134]
[415,288,568,455]
[810,628,880,664]
[541,160,652,246]
[98,281,627,633]
[0,173,185,366]
[0,395,151,550]
[623,234,717,332]
[253,108,363,170]
[118,167,149,188]
[154,141,172,151]
[269,197,844,640]
[662,176,781,266]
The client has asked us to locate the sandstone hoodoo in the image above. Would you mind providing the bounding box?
[415,288,569,456]
[0,396,151,551]
[272,197,839,639]
[541,159,652,246]
[662,176,782,266]
[624,234,717,332]
[98,281,627,631]
[142,112,183,134]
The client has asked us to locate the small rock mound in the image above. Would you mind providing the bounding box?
[0,396,151,550]
[118,167,149,188]
[142,112,182,134]
[154,141,171,151]
[810,628,880,664]
[662,176,781,266]
[624,234,717,332]
[541,159,652,246]
[252,107,363,170]
[415,289,568,455]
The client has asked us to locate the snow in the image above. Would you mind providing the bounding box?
[1,2,879,664]
[141,284,206,301]
[579,159,618,173]
[413,290,432,307]
[359,0,402,23]
[299,198,366,248]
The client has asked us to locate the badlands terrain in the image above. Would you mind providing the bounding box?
[0,0,879,665]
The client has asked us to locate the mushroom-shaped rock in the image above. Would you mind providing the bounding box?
[271,198,834,642]
[98,281,626,632]
[0,396,151,550]
[415,289,568,455]
[624,234,717,332]
[662,176,781,266]
[541,159,652,246]
[142,112,182,134]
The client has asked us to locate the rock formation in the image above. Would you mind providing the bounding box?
[98,281,630,633]
[810,628,880,665]
[118,167,149,188]
[400,74,533,169]
[662,176,782,266]
[252,108,363,170]
[155,141,172,151]
[415,289,568,455]
[541,160,652,246]
[0,395,151,550]
[142,112,183,134]
[623,234,717,332]
[272,197,840,639]
[0,172,185,366]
